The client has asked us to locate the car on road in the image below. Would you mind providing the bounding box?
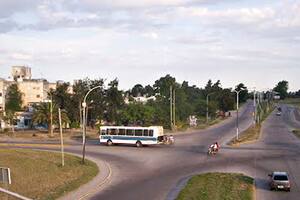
[269,171,291,192]
[276,111,281,116]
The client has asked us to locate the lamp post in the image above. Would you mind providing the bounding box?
[206,93,214,124]
[234,88,245,140]
[82,85,102,164]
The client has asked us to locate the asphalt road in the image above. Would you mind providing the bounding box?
[86,102,300,200]
[2,102,300,200]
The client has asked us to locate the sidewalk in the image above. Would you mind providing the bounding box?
[57,154,112,200]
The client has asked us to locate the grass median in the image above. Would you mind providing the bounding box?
[229,104,274,146]
[281,98,300,108]
[176,173,254,200]
[229,125,261,146]
[0,149,98,200]
[292,129,300,138]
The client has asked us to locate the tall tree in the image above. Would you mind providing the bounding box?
[153,74,176,98]
[5,83,23,132]
[235,83,249,103]
[144,85,155,97]
[131,84,145,97]
[273,80,289,99]
[105,79,124,124]
[32,102,70,135]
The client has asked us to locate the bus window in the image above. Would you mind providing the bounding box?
[126,129,134,136]
[101,129,106,135]
[135,129,143,136]
[110,129,117,135]
[149,130,154,137]
[143,129,149,137]
[119,129,125,135]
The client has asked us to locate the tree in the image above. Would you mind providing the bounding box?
[5,83,23,132]
[105,79,124,124]
[131,84,145,97]
[32,102,70,135]
[273,81,289,99]
[120,103,155,126]
[235,83,249,103]
[218,89,235,112]
[153,74,176,98]
[144,85,155,97]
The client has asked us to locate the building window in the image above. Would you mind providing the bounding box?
[0,92,2,97]
[36,95,40,98]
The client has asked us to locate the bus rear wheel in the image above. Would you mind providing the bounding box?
[107,140,113,146]
[136,141,143,148]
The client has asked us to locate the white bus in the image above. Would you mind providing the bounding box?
[99,126,166,147]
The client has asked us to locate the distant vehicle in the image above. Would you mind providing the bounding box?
[269,172,291,192]
[276,112,281,116]
[99,126,170,147]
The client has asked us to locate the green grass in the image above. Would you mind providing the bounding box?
[292,129,300,138]
[229,125,261,146]
[281,98,300,108]
[0,149,99,200]
[170,117,227,133]
[229,105,274,146]
[176,173,254,200]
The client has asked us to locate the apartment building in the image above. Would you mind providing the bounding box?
[0,66,57,128]
[0,78,7,112]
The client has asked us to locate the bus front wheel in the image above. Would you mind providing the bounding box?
[136,141,143,148]
[107,140,113,146]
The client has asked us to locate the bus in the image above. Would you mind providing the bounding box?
[99,126,170,147]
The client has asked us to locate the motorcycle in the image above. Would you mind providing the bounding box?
[207,145,219,155]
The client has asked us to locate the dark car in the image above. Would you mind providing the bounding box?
[269,172,291,191]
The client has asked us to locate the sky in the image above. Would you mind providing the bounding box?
[0,0,299,91]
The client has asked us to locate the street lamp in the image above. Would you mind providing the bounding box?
[82,85,102,164]
[206,93,215,124]
[234,88,245,140]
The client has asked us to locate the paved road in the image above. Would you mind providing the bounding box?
[2,102,300,200]
[85,102,300,200]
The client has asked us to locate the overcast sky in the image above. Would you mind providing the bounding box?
[0,0,299,91]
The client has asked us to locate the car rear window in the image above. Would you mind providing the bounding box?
[274,175,288,181]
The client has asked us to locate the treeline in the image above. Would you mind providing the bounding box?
[47,75,249,129]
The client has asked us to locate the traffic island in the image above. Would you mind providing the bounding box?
[229,125,261,146]
[0,149,98,200]
[292,129,300,138]
[176,173,254,200]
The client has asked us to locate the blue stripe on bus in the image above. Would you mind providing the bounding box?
[101,136,157,141]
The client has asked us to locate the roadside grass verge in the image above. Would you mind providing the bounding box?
[229,105,274,146]
[165,117,229,134]
[0,129,99,141]
[292,129,300,138]
[229,125,261,146]
[281,98,300,108]
[0,149,98,200]
[176,173,254,200]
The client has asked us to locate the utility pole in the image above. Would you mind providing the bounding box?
[50,94,53,137]
[253,89,256,125]
[173,88,176,128]
[234,89,245,140]
[170,86,173,129]
[82,85,102,164]
[58,108,64,167]
[206,93,214,124]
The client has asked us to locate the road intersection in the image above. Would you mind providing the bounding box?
[1,102,300,200]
